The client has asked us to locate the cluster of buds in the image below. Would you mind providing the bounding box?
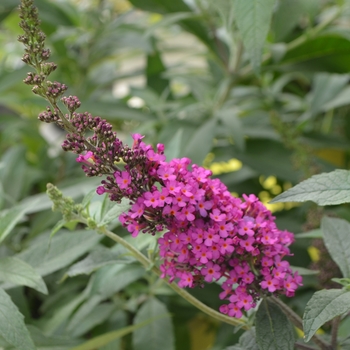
[18,0,51,69]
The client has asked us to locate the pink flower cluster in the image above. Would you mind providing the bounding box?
[91,134,302,318]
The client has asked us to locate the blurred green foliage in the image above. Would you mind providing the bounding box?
[1,0,350,349]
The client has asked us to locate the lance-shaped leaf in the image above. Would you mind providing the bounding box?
[233,0,277,73]
[270,170,350,205]
[185,119,216,165]
[16,229,102,277]
[321,216,350,278]
[71,314,168,350]
[0,287,36,350]
[98,198,131,226]
[133,297,175,350]
[256,298,295,350]
[303,289,350,342]
[0,205,27,243]
[225,328,259,350]
[0,257,47,294]
[66,245,130,278]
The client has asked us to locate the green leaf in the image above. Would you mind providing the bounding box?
[15,229,102,277]
[0,287,36,350]
[91,264,145,299]
[81,189,96,209]
[290,266,319,276]
[146,48,169,95]
[164,128,183,160]
[239,328,260,350]
[0,257,47,294]
[40,293,87,334]
[295,229,323,239]
[0,66,29,94]
[66,246,130,277]
[71,317,165,350]
[129,0,220,54]
[233,0,277,72]
[184,119,216,165]
[332,278,350,288]
[83,101,153,122]
[281,35,350,73]
[0,205,27,244]
[50,218,68,238]
[232,139,299,183]
[271,0,304,42]
[98,198,130,226]
[27,325,82,349]
[225,328,259,350]
[322,85,350,111]
[133,297,175,350]
[307,73,349,117]
[270,170,350,205]
[0,146,35,205]
[303,289,350,342]
[144,12,195,38]
[65,294,115,337]
[321,216,350,278]
[217,108,245,151]
[256,298,295,350]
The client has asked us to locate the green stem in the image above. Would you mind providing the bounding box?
[99,226,249,329]
[331,316,340,349]
[271,296,332,350]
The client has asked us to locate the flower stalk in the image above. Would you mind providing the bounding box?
[20,0,307,340]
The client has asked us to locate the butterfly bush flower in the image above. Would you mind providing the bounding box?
[18,0,302,318]
[37,107,304,318]
[64,127,303,318]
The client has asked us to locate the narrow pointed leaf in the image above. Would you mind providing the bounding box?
[164,128,183,160]
[321,216,350,278]
[16,229,102,277]
[133,297,175,350]
[0,205,27,243]
[0,257,47,294]
[71,316,168,350]
[66,246,129,277]
[303,289,350,342]
[98,198,130,226]
[225,328,259,350]
[233,0,277,72]
[0,287,36,350]
[184,119,216,165]
[256,298,295,350]
[270,170,350,205]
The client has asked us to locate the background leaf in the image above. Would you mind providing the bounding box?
[71,319,161,350]
[303,289,350,342]
[256,298,295,350]
[321,216,350,278]
[66,245,130,277]
[184,119,216,165]
[0,205,27,243]
[132,297,175,350]
[271,170,350,205]
[0,257,47,294]
[233,0,277,72]
[0,287,36,350]
[16,229,102,277]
